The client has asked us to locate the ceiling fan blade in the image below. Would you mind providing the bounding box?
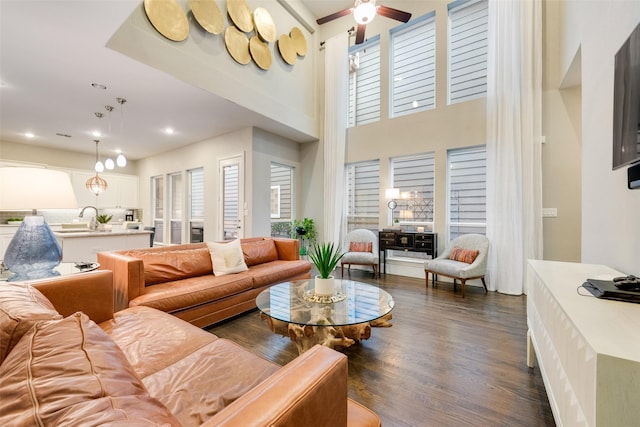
[355,24,366,45]
[316,8,352,25]
[376,5,412,23]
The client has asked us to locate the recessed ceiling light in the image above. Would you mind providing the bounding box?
[91,83,107,90]
[164,127,175,135]
[92,131,101,137]
[25,132,35,139]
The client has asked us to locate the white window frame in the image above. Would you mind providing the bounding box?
[151,175,164,245]
[188,167,204,243]
[447,0,489,105]
[447,145,487,242]
[389,12,437,118]
[168,172,183,245]
[348,35,381,127]
[388,153,435,262]
[345,160,380,233]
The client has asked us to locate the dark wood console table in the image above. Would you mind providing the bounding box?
[378,231,438,275]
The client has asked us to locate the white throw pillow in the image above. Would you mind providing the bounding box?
[207,239,249,276]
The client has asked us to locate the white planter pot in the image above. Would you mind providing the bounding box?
[314,275,335,296]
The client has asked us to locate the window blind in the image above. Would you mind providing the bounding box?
[348,36,380,127]
[390,153,435,223]
[189,168,204,220]
[271,163,293,220]
[345,160,380,232]
[390,13,436,117]
[448,0,488,104]
[448,145,487,240]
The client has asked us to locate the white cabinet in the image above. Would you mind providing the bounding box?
[527,260,640,426]
[70,171,138,208]
[56,231,152,262]
[0,225,20,260]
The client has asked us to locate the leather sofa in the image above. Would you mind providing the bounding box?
[0,270,381,426]
[97,237,311,327]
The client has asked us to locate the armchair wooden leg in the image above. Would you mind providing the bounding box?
[461,279,466,298]
[481,277,488,293]
[453,279,457,293]
[425,271,429,288]
[373,265,378,279]
[341,264,344,278]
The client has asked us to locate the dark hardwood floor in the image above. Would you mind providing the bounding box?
[207,270,555,427]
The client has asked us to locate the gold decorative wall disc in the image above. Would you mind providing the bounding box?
[144,0,189,42]
[253,7,276,43]
[190,0,223,35]
[290,27,307,57]
[227,0,254,33]
[225,26,251,65]
[249,36,272,70]
[278,34,297,65]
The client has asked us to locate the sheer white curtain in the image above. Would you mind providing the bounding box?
[323,33,349,243]
[485,0,543,295]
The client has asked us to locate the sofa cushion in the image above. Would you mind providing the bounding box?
[248,260,313,288]
[0,282,62,364]
[0,312,180,426]
[100,305,219,379]
[242,238,279,267]
[129,273,254,313]
[207,239,249,276]
[449,246,479,264]
[143,338,280,427]
[126,246,213,285]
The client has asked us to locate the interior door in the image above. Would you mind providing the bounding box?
[219,154,245,240]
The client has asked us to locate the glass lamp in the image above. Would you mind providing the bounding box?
[353,0,377,24]
[0,167,78,281]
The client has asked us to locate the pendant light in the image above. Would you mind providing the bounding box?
[116,97,128,167]
[104,105,115,169]
[86,140,108,195]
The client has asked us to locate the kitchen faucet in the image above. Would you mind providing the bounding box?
[79,206,98,230]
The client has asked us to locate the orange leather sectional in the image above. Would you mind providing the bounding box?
[98,237,311,327]
[0,271,381,426]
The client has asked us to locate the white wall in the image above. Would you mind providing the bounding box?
[566,1,640,275]
[108,0,319,141]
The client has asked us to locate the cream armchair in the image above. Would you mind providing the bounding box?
[424,234,489,298]
[341,229,379,279]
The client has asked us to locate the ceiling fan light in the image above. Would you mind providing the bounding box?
[354,1,376,24]
[105,157,115,170]
[95,160,104,173]
[116,153,127,167]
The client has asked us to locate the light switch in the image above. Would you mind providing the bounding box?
[542,208,557,217]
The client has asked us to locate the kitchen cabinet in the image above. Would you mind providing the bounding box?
[70,171,138,208]
[54,230,152,262]
[0,225,20,261]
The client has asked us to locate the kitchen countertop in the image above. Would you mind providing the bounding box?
[53,230,152,238]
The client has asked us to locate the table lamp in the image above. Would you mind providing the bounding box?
[0,167,78,281]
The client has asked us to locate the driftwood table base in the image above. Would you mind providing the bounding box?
[261,313,393,354]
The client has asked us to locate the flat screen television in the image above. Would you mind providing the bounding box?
[612,22,640,170]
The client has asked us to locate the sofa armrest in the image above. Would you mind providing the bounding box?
[204,345,348,426]
[273,238,300,261]
[31,270,114,323]
[97,251,145,312]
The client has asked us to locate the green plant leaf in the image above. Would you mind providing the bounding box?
[309,242,344,279]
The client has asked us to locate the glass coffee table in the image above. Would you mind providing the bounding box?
[256,279,394,354]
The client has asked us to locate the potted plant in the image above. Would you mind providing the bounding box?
[291,217,317,255]
[308,242,344,295]
[6,217,23,225]
[96,214,113,231]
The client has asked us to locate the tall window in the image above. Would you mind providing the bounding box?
[348,35,380,127]
[448,0,489,104]
[345,160,380,232]
[390,153,435,229]
[151,175,164,244]
[169,172,183,244]
[390,12,436,118]
[188,168,204,243]
[270,163,294,238]
[447,146,486,240]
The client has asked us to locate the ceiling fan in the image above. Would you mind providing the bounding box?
[316,0,412,45]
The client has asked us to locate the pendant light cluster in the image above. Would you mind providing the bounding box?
[88,97,129,194]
